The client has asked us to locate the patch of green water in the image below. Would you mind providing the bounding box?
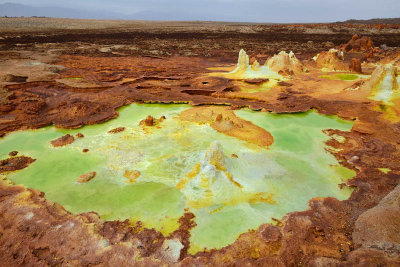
[236,80,276,93]
[0,104,355,254]
[0,104,189,234]
[319,73,360,81]
[188,110,354,253]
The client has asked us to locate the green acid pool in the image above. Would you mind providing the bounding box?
[0,103,355,254]
[319,73,363,81]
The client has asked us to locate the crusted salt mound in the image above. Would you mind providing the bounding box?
[368,64,399,104]
[265,51,308,75]
[176,141,240,208]
[314,48,348,71]
[204,141,227,171]
[235,49,250,73]
[227,49,305,81]
[176,140,275,209]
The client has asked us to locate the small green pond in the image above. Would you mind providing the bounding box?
[319,73,360,81]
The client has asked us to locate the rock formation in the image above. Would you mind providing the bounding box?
[353,182,400,255]
[0,156,36,173]
[251,59,261,71]
[160,238,184,263]
[123,170,141,183]
[176,141,234,208]
[8,151,18,157]
[339,34,374,53]
[265,51,308,75]
[50,134,75,147]
[366,49,375,60]
[176,141,275,209]
[2,74,27,83]
[227,49,306,81]
[314,48,348,71]
[350,58,362,73]
[140,115,155,126]
[176,141,242,208]
[204,141,227,171]
[368,64,399,103]
[179,106,274,148]
[235,49,250,73]
[77,171,96,183]
[176,141,241,201]
[139,115,166,127]
[108,127,126,134]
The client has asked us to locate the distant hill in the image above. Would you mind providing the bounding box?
[130,10,245,22]
[0,2,248,22]
[0,2,246,22]
[340,18,400,24]
[0,2,124,19]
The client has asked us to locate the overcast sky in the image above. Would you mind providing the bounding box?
[1,0,399,22]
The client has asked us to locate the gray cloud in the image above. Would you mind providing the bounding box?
[0,0,399,22]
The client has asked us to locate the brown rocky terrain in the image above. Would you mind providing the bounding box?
[0,156,35,173]
[0,18,400,266]
[50,134,75,147]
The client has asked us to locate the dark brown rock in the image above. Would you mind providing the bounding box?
[350,58,362,73]
[2,74,27,83]
[244,78,269,84]
[353,183,400,253]
[50,134,75,147]
[366,49,374,60]
[144,115,154,126]
[108,127,126,134]
[0,156,35,173]
[340,34,374,52]
[77,172,96,183]
[8,151,18,157]
[258,224,282,242]
[344,248,400,266]
[139,115,155,126]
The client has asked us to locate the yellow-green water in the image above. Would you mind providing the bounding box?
[0,103,354,254]
[319,73,360,81]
